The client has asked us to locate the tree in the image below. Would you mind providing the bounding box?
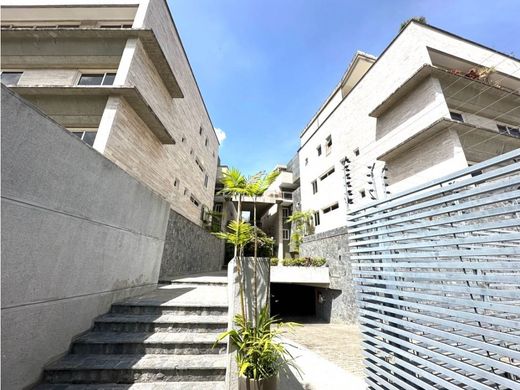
[400,16,427,32]
[287,210,315,255]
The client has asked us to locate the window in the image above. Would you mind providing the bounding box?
[497,124,520,137]
[214,203,223,213]
[199,126,203,135]
[282,229,290,241]
[174,178,179,187]
[323,202,339,214]
[181,136,186,143]
[353,148,360,157]
[312,180,318,194]
[317,145,322,156]
[320,167,335,181]
[184,187,188,196]
[99,24,133,29]
[325,135,332,154]
[450,111,464,122]
[305,158,309,166]
[205,137,208,147]
[1,71,23,86]
[314,211,320,226]
[360,189,366,198]
[71,130,97,146]
[190,194,200,207]
[190,148,194,155]
[282,208,290,219]
[195,158,204,172]
[204,174,209,188]
[78,72,115,86]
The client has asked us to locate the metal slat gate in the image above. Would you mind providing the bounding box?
[347,149,520,390]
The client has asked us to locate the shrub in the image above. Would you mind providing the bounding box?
[281,257,326,267]
[270,258,279,266]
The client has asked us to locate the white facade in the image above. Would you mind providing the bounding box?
[299,22,520,233]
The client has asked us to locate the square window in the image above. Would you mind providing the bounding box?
[102,73,116,85]
[450,111,464,122]
[1,72,23,86]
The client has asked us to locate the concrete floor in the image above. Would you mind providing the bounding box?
[284,322,365,379]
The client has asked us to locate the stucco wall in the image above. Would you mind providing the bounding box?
[159,209,225,280]
[300,226,358,324]
[1,87,170,389]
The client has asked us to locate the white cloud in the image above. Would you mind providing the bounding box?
[215,127,227,144]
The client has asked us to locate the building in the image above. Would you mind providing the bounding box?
[214,157,299,260]
[1,0,220,226]
[299,21,520,234]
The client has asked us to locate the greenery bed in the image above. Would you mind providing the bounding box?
[270,257,327,267]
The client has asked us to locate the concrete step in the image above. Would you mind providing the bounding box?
[44,354,226,384]
[93,314,228,333]
[36,382,225,390]
[162,273,228,287]
[71,332,226,355]
[110,303,228,316]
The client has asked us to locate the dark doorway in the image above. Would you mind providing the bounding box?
[270,283,316,319]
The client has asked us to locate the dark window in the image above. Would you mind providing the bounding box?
[205,137,208,147]
[317,145,322,156]
[190,194,200,207]
[78,73,115,86]
[325,135,332,153]
[497,124,520,137]
[174,178,179,187]
[1,72,23,86]
[204,174,209,188]
[314,211,320,226]
[354,148,360,156]
[282,229,290,240]
[320,167,335,181]
[305,158,309,166]
[195,158,204,172]
[450,111,464,122]
[360,189,366,198]
[102,73,116,85]
[78,74,104,86]
[312,180,318,194]
[71,130,96,146]
[323,203,339,214]
[214,203,223,213]
[199,127,203,135]
[181,136,186,143]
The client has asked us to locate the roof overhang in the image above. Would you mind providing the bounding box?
[369,64,520,118]
[10,85,175,144]
[1,28,183,98]
[378,117,520,161]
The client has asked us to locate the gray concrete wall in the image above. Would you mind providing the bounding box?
[159,209,224,280]
[300,226,358,324]
[1,86,170,390]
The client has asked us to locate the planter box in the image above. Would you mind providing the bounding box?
[270,266,330,287]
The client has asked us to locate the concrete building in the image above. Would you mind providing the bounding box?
[299,21,520,234]
[1,0,220,226]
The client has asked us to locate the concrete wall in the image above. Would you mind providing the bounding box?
[300,227,358,324]
[159,209,225,280]
[1,87,170,389]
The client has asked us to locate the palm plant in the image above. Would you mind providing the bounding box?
[287,210,315,255]
[246,169,279,322]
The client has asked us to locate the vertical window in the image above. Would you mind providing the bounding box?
[184,188,188,196]
[174,178,179,187]
[1,71,23,86]
[214,203,223,213]
[282,229,290,241]
[314,211,320,226]
[205,137,208,147]
[204,174,209,188]
[305,158,309,166]
[325,135,332,154]
[317,145,322,156]
[282,208,290,219]
[354,148,360,157]
[360,189,366,198]
[199,126,203,135]
[312,180,318,194]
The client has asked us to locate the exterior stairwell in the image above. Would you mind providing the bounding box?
[36,274,229,389]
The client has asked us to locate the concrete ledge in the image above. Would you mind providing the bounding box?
[271,266,330,287]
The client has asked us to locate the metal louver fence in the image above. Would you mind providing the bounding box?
[347,149,520,390]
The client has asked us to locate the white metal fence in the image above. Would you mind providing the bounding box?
[347,149,520,390]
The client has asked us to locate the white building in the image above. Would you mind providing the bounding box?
[299,21,520,233]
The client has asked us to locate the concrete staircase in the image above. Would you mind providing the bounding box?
[36,274,229,389]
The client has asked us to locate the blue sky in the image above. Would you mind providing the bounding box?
[169,0,520,175]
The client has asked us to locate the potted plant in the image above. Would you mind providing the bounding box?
[214,168,298,390]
